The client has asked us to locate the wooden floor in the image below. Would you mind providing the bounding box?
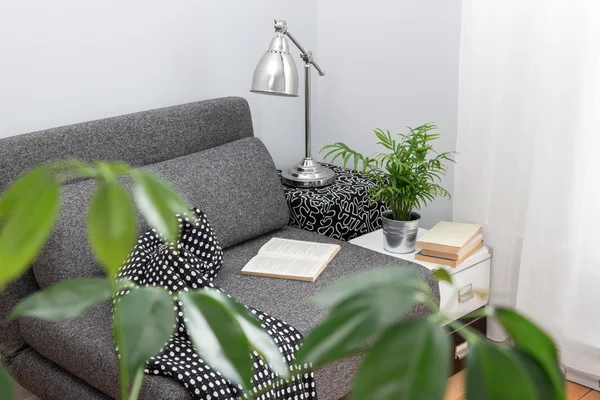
[444,370,600,400]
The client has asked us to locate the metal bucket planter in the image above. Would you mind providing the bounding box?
[382,210,421,254]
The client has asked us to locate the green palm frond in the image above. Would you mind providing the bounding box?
[321,123,455,221]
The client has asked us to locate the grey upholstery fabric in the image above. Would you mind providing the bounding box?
[0,97,253,358]
[0,269,39,363]
[144,137,289,250]
[18,302,120,398]
[0,97,253,193]
[32,137,289,288]
[18,302,192,400]
[9,347,111,400]
[216,226,439,400]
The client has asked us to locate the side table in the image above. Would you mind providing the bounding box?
[282,163,385,241]
[350,228,492,373]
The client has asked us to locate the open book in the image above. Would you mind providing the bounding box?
[241,238,341,282]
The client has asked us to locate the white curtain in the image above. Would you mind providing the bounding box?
[454,0,600,381]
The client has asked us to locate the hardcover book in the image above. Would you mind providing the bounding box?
[422,234,484,260]
[416,221,482,253]
[415,241,485,268]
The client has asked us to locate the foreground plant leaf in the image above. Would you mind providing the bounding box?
[466,340,536,400]
[297,286,419,368]
[351,317,450,400]
[180,290,253,391]
[0,167,60,289]
[132,170,190,242]
[88,180,137,276]
[492,307,565,399]
[513,349,561,400]
[0,168,44,220]
[0,363,14,400]
[119,287,176,379]
[311,267,423,308]
[200,290,290,379]
[10,278,113,320]
[433,268,452,284]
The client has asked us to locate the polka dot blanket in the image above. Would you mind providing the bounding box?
[113,208,317,399]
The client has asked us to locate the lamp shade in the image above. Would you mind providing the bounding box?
[250,34,299,96]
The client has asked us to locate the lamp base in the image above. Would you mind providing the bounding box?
[280,157,335,188]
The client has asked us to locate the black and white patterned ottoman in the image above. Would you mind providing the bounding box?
[282,163,385,241]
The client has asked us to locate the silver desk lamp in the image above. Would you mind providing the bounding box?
[251,20,335,188]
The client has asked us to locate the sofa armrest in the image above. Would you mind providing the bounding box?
[18,301,191,399]
[9,347,111,399]
[0,270,39,364]
[18,302,119,398]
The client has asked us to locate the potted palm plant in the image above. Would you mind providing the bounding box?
[321,123,454,253]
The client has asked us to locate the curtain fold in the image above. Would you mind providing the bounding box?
[455,0,600,380]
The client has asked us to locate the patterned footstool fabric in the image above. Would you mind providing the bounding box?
[283,163,385,241]
[114,209,316,400]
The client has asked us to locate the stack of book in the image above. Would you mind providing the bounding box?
[415,221,483,268]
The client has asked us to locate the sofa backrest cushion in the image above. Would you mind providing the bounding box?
[32,137,289,288]
[0,97,253,193]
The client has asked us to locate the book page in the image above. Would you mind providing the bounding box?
[241,255,325,281]
[259,238,339,261]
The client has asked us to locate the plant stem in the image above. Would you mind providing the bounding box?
[110,281,130,400]
[129,368,144,400]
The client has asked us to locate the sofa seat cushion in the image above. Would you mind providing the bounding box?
[33,136,289,288]
[20,226,438,400]
[215,226,439,400]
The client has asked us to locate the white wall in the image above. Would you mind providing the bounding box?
[314,0,462,228]
[0,1,462,225]
[0,0,317,168]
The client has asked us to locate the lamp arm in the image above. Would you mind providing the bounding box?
[285,30,325,76]
[274,20,325,76]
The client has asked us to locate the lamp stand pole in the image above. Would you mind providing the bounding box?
[278,23,335,188]
[305,62,311,160]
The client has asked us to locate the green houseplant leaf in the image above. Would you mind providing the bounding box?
[10,278,113,320]
[180,290,254,391]
[351,317,450,400]
[119,287,176,379]
[297,285,419,368]
[433,268,452,284]
[491,307,565,399]
[0,363,14,400]
[311,267,424,308]
[0,166,60,289]
[466,340,537,400]
[320,124,454,221]
[198,290,290,380]
[513,349,561,400]
[132,170,190,242]
[88,179,137,276]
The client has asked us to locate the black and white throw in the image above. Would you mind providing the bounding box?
[283,163,385,241]
[113,208,317,400]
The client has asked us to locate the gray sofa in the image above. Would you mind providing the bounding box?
[0,97,438,400]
